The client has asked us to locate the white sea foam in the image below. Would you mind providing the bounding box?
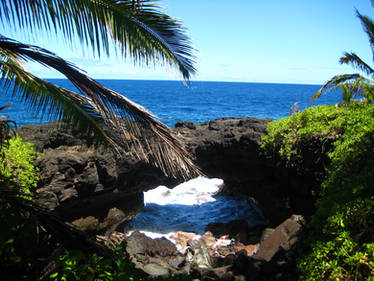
[144,176,224,206]
[125,176,267,236]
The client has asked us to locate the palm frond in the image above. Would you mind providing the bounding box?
[340,52,374,77]
[356,9,374,63]
[0,0,196,80]
[310,73,362,102]
[0,57,114,148]
[0,37,201,179]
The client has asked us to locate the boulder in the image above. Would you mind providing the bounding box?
[126,231,178,257]
[253,215,304,262]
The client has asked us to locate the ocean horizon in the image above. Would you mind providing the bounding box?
[0,79,340,127]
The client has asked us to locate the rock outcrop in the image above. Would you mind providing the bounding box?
[18,117,319,231]
[100,215,304,280]
[175,117,320,226]
[17,122,174,233]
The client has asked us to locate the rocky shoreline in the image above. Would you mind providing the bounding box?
[17,117,319,279]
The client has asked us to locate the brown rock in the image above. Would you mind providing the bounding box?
[200,231,217,248]
[235,244,258,256]
[71,216,99,232]
[252,215,304,262]
[170,231,197,249]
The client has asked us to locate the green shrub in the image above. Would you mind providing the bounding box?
[0,135,39,195]
[262,102,374,280]
[50,243,193,281]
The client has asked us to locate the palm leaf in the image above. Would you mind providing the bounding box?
[310,74,362,102]
[0,0,196,80]
[356,10,374,63]
[0,37,201,179]
[340,52,374,78]
[310,73,374,103]
[0,59,114,148]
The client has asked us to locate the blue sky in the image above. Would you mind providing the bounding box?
[1,0,374,84]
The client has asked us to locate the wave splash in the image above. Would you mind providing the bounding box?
[125,177,266,236]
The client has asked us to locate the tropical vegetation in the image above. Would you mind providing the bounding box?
[310,9,374,105]
[0,0,200,180]
[262,103,374,280]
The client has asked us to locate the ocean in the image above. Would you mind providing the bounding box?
[0,79,341,238]
[0,79,340,127]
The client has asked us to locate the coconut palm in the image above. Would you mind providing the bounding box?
[310,9,374,104]
[0,0,200,179]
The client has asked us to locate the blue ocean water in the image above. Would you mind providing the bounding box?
[0,79,341,127]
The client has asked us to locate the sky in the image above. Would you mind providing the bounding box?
[1,0,374,84]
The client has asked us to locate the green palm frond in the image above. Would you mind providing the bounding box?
[0,0,196,80]
[311,74,374,103]
[356,9,374,61]
[340,52,374,77]
[0,36,200,179]
[310,74,362,102]
[0,58,114,148]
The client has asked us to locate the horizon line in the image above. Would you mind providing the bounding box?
[41,77,323,86]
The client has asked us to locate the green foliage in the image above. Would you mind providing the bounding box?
[262,102,374,280]
[0,135,39,195]
[298,198,374,280]
[50,243,193,281]
[0,136,46,280]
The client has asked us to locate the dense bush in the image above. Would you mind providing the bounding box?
[262,102,374,280]
[0,135,39,195]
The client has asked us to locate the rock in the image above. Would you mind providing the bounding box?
[126,231,178,257]
[187,239,212,269]
[175,121,196,130]
[260,228,275,242]
[19,117,319,232]
[235,244,258,256]
[72,216,99,232]
[205,220,249,243]
[168,255,185,269]
[252,215,304,262]
[143,263,170,277]
[99,208,127,232]
[200,231,217,249]
[175,117,320,226]
[170,231,197,249]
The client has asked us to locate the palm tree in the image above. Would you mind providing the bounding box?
[310,9,374,104]
[0,0,200,179]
